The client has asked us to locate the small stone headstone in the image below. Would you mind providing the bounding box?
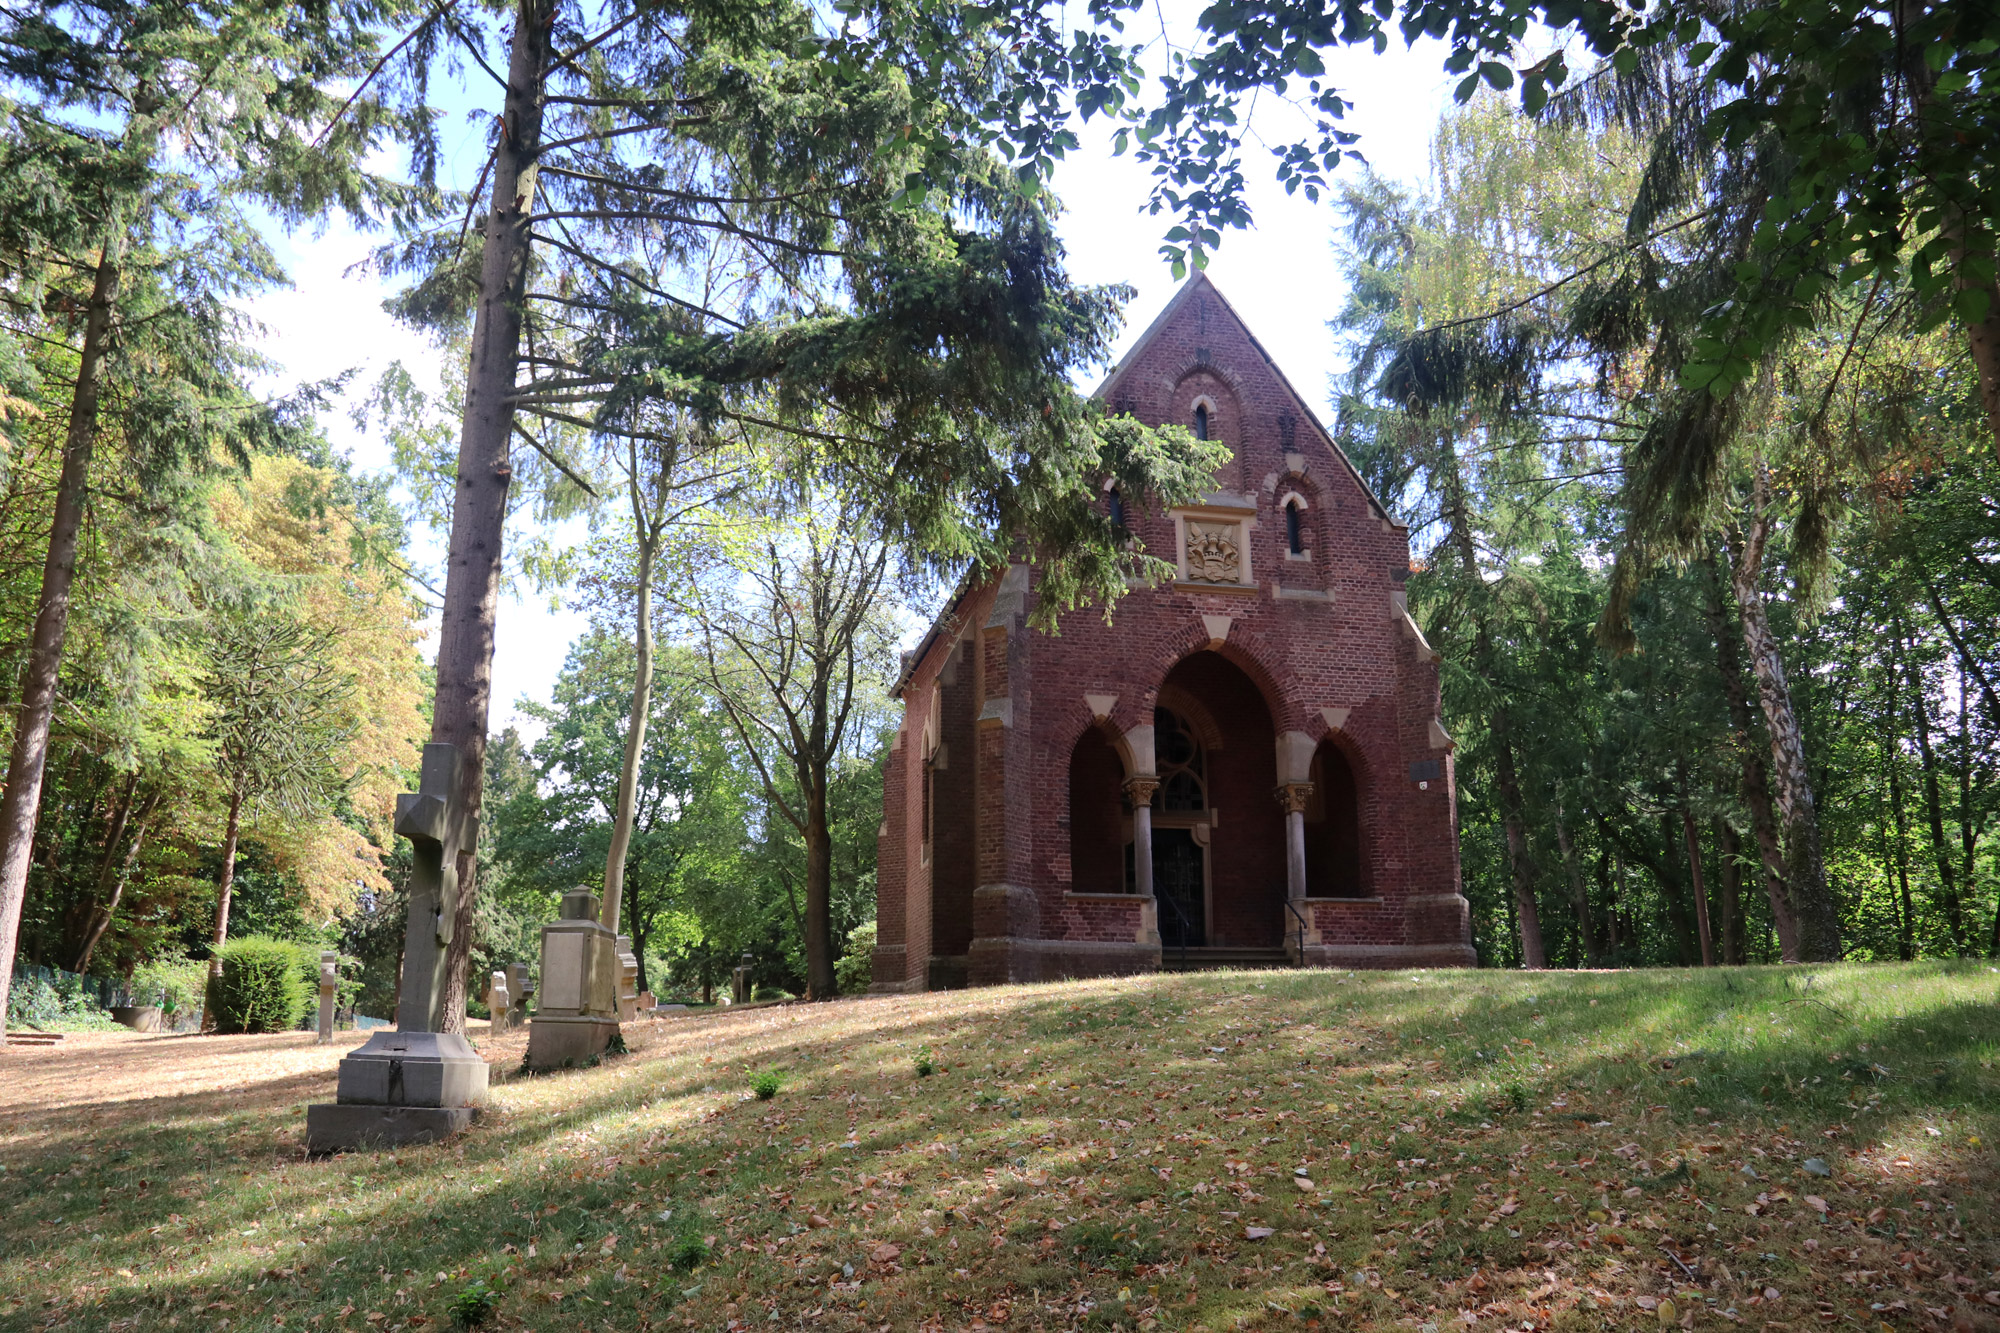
[488,969,510,1031]
[506,962,532,1028]
[317,951,338,1045]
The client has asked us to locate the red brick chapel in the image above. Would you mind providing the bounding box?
[870,274,1476,990]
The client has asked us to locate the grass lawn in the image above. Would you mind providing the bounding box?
[1,962,1996,1332]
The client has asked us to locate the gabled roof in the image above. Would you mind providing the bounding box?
[1094,271,1394,525]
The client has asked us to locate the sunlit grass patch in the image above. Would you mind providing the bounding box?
[0,962,1994,1331]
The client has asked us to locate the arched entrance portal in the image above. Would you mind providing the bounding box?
[1305,740,1366,897]
[1148,652,1284,948]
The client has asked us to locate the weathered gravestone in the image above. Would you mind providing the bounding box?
[316,951,338,1044]
[505,961,532,1029]
[525,886,621,1069]
[731,951,755,1005]
[306,744,489,1152]
[487,969,510,1031]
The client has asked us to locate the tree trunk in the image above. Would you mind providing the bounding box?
[0,249,122,1029]
[804,784,836,998]
[70,774,137,969]
[1552,802,1602,966]
[1702,554,1801,960]
[1657,812,1699,965]
[1727,487,1840,961]
[75,787,159,973]
[209,786,246,978]
[432,0,554,1033]
[1491,718,1545,969]
[1958,672,1979,954]
[1896,616,1968,952]
[1717,818,1744,964]
[600,494,658,937]
[1682,808,1716,966]
[1883,701,1919,960]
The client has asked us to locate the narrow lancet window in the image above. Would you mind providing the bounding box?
[1286,500,1303,555]
[1193,403,1210,440]
[1108,486,1125,528]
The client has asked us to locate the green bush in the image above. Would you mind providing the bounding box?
[6,973,119,1030]
[752,1068,782,1100]
[210,937,314,1034]
[833,919,876,995]
[131,950,210,1019]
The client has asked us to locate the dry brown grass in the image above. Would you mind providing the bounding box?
[0,964,1995,1333]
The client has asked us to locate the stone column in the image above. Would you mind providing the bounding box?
[1276,782,1314,963]
[1124,776,1161,899]
[1276,783,1314,901]
[1124,775,1161,951]
[488,969,510,1031]
[316,951,338,1044]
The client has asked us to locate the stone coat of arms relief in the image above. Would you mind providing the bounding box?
[1184,521,1241,583]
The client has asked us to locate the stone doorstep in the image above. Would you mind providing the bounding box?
[304,1104,478,1156]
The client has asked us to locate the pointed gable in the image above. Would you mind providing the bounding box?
[1095,272,1394,527]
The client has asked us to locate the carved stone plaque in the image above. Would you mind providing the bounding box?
[1184,521,1241,583]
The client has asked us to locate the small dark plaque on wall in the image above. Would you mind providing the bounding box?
[1409,760,1442,783]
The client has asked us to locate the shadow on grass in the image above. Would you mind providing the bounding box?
[0,964,1993,1331]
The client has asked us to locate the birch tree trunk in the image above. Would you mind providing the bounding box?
[432,0,554,1032]
[1727,479,1841,961]
[1492,719,1545,969]
[0,250,122,1028]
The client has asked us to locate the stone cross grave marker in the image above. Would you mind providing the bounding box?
[306,742,489,1153]
[394,742,473,1032]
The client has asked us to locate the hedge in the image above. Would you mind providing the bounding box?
[209,936,316,1034]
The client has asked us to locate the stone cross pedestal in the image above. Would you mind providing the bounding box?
[488,969,510,1030]
[316,951,338,1044]
[731,951,755,1005]
[525,887,621,1070]
[506,962,532,1028]
[307,743,490,1153]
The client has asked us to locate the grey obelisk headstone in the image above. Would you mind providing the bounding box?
[316,950,338,1044]
[307,743,490,1152]
[488,969,510,1031]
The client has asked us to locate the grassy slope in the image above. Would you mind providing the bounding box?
[1,962,1996,1332]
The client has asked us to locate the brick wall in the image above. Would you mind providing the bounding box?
[875,273,1473,990]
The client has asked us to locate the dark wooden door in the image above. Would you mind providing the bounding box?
[1153,827,1206,947]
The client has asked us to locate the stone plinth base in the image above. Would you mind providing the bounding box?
[526,1014,621,1070]
[306,1105,477,1154]
[334,1030,489,1107]
[1302,942,1479,969]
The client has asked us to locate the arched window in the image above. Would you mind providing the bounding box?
[1285,500,1303,555]
[1108,486,1125,528]
[1192,403,1209,441]
[1154,707,1206,812]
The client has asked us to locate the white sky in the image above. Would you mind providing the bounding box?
[249,31,1456,739]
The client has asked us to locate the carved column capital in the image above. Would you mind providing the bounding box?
[1123,774,1161,806]
[1275,781,1315,815]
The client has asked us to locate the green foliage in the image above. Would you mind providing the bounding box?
[913,1044,935,1078]
[447,1278,501,1329]
[835,920,877,996]
[130,950,210,1018]
[751,1069,782,1100]
[210,936,313,1034]
[667,1233,711,1272]
[5,973,118,1030]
